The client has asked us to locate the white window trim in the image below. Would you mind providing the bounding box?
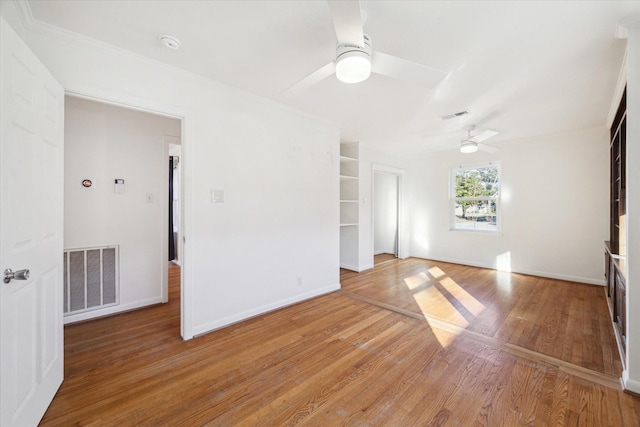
[450,162,501,233]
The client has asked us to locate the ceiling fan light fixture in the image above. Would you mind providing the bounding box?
[460,141,478,154]
[335,36,372,84]
[336,50,371,83]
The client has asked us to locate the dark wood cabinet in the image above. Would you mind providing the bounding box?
[615,269,626,344]
[605,243,626,359]
[610,88,626,254]
[605,86,626,359]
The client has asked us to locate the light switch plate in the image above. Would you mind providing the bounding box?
[211,189,224,203]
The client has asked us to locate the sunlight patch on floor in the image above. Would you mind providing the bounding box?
[425,319,459,348]
[403,272,430,290]
[428,266,445,278]
[496,271,513,293]
[413,287,471,329]
[404,267,485,348]
[439,277,485,317]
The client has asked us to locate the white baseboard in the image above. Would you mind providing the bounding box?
[340,262,359,272]
[515,268,605,286]
[359,263,374,272]
[63,296,164,324]
[192,283,340,337]
[413,255,605,286]
[341,263,374,272]
[623,370,640,394]
[374,250,396,256]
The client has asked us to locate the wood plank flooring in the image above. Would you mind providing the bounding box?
[374,253,397,266]
[40,259,640,426]
[342,258,622,377]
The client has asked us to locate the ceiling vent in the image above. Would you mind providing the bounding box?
[441,111,469,120]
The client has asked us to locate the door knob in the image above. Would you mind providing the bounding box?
[4,268,30,284]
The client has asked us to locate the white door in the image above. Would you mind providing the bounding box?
[0,18,65,426]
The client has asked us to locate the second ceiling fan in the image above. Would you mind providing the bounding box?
[283,0,447,94]
[460,126,500,153]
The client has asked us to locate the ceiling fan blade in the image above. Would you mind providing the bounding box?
[478,143,499,153]
[327,0,364,46]
[280,62,336,96]
[372,51,447,89]
[469,129,499,143]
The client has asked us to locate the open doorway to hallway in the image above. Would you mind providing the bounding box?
[63,95,183,326]
[168,142,181,302]
[168,262,181,302]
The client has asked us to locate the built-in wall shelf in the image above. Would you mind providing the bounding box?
[340,142,360,271]
[340,200,358,225]
[340,156,359,178]
[605,86,626,365]
[340,177,358,202]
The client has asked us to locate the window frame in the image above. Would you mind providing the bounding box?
[450,162,501,233]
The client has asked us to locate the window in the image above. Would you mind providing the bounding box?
[451,163,500,231]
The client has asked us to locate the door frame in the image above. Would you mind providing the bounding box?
[371,164,405,268]
[65,90,193,340]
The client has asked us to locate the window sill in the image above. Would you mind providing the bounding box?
[449,228,503,236]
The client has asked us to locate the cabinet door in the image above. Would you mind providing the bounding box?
[616,272,626,346]
[606,253,613,298]
[608,257,618,315]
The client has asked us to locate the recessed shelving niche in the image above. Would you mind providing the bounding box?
[340,142,359,271]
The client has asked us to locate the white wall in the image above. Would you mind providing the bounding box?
[410,127,609,284]
[359,147,411,270]
[373,172,398,255]
[63,96,180,322]
[0,6,340,339]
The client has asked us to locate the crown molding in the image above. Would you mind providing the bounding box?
[6,0,305,118]
[616,14,640,39]
[16,1,160,65]
[7,0,218,92]
[13,0,34,29]
[607,15,638,126]
[607,48,627,129]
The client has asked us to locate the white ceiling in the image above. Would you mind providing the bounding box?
[26,1,639,155]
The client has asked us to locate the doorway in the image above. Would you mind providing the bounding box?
[168,144,181,266]
[63,95,183,326]
[168,143,182,303]
[373,171,400,267]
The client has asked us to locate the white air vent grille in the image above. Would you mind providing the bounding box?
[63,246,119,315]
[441,110,469,120]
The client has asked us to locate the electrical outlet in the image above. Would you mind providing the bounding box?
[297,276,303,286]
[145,193,153,204]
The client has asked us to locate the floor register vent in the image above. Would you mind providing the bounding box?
[63,246,119,315]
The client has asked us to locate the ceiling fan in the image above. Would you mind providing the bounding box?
[460,126,500,153]
[282,0,447,95]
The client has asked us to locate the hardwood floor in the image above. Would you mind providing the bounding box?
[40,259,640,426]
[342,258,622,377]
[374,253,397,266]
